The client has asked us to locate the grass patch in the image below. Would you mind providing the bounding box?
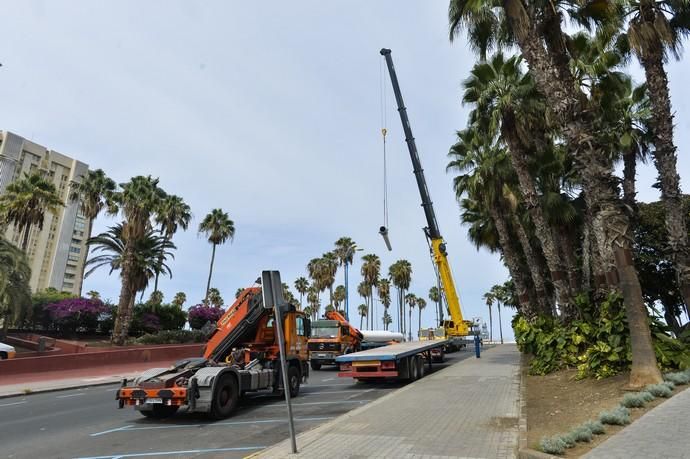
[540,436,567,455]
[599,406,631,425]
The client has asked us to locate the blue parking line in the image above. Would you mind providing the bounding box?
[74,446,265,459]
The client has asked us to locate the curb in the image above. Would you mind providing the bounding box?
[0,376,132,400]
[251,347,498,458]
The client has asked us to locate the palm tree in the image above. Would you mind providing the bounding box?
[294,277,309,309]
[198,209,235,306]
[0,172,64,251]
[429,286,441,327]
[389,260,412,335]
[282,283,297,306]
[492,285,505,344]
[104,175,167,345]
[449,0,663,387]
[87,290,101,301]
[333,285,346,311]
[334,237,358,318]
[172,292,186,309]
[358,303,368,330]
[357,281,371,330]
[416,297,427,339]
[462,53,574,315]
[382,310,392,331]
[69,169,117,294]
[483,291,494,343]
[405,293,417,341]
[378,278,392,329]
[321,252,339,307]
[623,0,690,309]
[307,287,320,320]
[235,287,244,299]
[154,194,191,292]
[207,288,223,307]
[0,237,31,339]
[361,254,381,329]
[86,223,175,344]
[307,257,325,302]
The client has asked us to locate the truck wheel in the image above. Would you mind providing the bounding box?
[211,374,239,419]
[288,365,301,398]
[310,361,321,371]
[140,405,179,419]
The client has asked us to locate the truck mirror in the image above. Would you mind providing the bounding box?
[304,317,312,337]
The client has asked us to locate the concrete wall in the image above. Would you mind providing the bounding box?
[0,344,204,376]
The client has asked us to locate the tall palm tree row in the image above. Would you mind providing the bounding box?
[198,208,235,307]
[446,0,690,386]
[0,237,31,340]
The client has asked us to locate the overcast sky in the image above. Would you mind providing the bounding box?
[1,2,688,340]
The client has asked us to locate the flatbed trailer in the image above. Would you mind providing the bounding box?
[336,339,448,382]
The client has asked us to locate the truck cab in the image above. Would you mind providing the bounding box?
[308,312,362,370]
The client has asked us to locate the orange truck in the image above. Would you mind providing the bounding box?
[308,310,363,370]
[116,283,311,419]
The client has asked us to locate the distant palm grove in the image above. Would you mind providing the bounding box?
[447,0,690,388]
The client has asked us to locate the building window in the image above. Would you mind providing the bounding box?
[63,282,74,289]
[67,255,79,262]
[64,273,75,280]
[71,238,81,244]
[69,246,81,254]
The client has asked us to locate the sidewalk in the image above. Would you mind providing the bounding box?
[583,385,690,459]
[255,344,521,459]
[0,360,174,398]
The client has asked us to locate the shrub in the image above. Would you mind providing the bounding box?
[135,329,207,345]
[44,297,109,335]
[621,392,651,408]
[558,431,577,448]
[662,381,676,391]
[599,406,631,425]
[582,420,605,435]
[188,304,225,330]
[644,383,673,398]
[570,425,593,443]
[664,372,690,385]
[156,304,187,331]
[540,436,567,455]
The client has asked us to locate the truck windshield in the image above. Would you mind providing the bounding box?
[312,327,339,338]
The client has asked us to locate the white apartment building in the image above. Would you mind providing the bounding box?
[0,131,91,295]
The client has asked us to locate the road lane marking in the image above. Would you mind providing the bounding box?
[89,417,335,436]
[90,425,135,437]
[56,392,85,399]
[265,399,372,407]
[302,383,353,387]
[73,446,266,459]
[0,401,27,407]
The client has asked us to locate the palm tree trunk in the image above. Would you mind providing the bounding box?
[503,121,573,317]
[622,147,637,211]
[408,307,413,341]
[641,46,690,310]
[511,214,550,316]
[488,304,493,343]
[344,263,349,318]
[488,206,534,316]
[360,313,363,330]
[418,308,421,338]
[21,225,31,252]
[204,243,217,305]
[497,302,504,344]
[112,277,134,345]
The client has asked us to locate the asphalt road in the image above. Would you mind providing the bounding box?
[1,350,473,459]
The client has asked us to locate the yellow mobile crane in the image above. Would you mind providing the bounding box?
[380,48,473,342]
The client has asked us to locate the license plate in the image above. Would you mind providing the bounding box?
[145,398,163,404]
[316,353,330,358]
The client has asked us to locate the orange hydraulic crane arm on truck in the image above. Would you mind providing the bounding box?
[325,310,363,341]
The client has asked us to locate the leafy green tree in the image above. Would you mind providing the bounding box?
[0,172,64,251]
[153,194,191,292]
[294,277,309,309]
[0,237,31,339]
[198,209,235,306]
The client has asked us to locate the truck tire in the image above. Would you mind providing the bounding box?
[210,374,239,419]
[288,365,301,398]
[415,355,425,379]
[140,405,179,419]
[310,361,321,371]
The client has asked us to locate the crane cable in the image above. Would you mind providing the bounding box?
[380,57,389,229]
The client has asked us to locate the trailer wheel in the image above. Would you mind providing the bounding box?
[415,356,425,379]
[211,374,239,419]
[310,361,321,371]
[140,405,179,419]
[288,365,301,398]
[408,357,419,381]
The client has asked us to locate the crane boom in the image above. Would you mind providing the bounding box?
[380,48,470,337]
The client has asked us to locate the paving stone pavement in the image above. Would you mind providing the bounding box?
[583,385,690,459]
[254,344,521,459]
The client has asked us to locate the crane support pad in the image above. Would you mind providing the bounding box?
[335,340,448,362]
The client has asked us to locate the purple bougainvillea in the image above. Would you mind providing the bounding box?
[141,313,161,333]
[44,298,109,333]
[188,304,225,330]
